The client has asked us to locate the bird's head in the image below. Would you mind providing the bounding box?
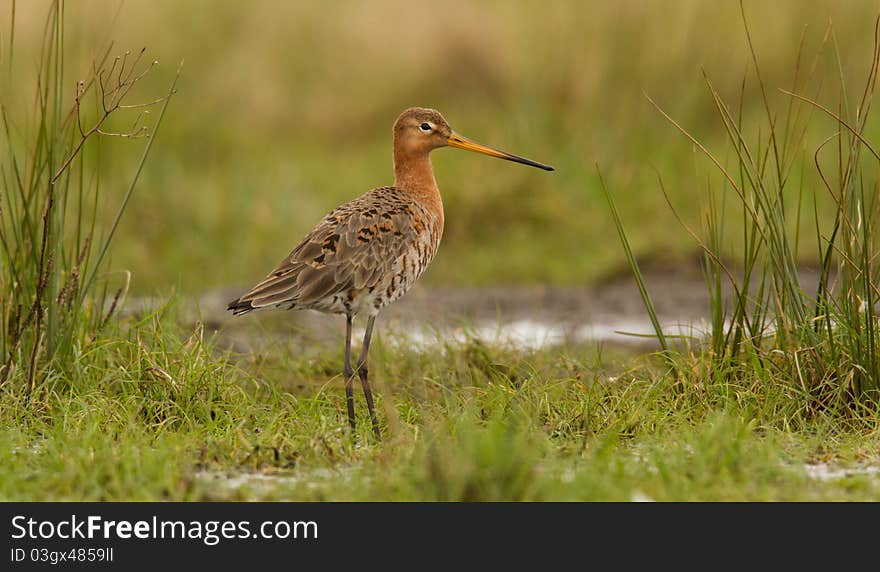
[392,107,554,171]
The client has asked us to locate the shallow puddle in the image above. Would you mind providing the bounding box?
[802,462,880,481]
[195,468,357,498]
[196,461,880,501]
[388,317,712,350]
[135,273,728,353]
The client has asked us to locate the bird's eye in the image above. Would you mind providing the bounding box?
[419,123,432,132]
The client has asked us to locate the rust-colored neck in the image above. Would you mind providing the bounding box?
[393,147,444,225]
[393,147,437,192]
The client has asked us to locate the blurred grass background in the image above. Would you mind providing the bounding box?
[5,0,880,294]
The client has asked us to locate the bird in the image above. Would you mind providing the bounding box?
[228,107,553,440]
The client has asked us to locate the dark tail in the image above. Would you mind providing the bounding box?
[227,297,255,316]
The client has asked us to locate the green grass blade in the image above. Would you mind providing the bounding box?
[596,166,669,354]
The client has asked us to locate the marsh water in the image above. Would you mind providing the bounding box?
[168,267,729,354]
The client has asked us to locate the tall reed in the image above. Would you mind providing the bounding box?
[0,1,177,398]
[604,4,880,412]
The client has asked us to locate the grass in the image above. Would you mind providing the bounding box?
[603,5,880,411]
[4,304,880,501]
[0,0,178,393]
[5,2,880,502]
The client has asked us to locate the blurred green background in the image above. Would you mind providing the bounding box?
[5,1,880,294]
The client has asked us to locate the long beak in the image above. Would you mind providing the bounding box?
[447,132,554,171]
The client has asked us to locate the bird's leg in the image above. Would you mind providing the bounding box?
[356,315,381,441]
[343,313,356,432]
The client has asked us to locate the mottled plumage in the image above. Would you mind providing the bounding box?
[228,107,553,439]
[228,186,443,317]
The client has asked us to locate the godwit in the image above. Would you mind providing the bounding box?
[228,107,553,439]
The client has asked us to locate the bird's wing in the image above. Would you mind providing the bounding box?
[229,187,432,313]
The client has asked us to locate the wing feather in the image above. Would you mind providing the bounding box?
[228,187,432,314]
